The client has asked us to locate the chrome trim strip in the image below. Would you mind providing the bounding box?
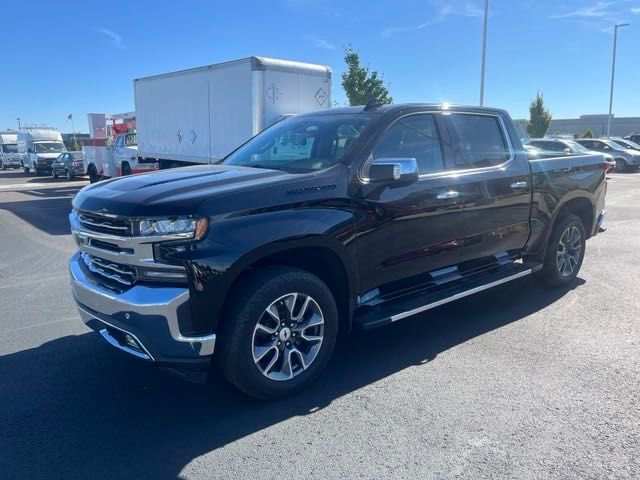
[390,268,533,322]
[99,329,152,360]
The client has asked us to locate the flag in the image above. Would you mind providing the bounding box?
[66,113,73,120]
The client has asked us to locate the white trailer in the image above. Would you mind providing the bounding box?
[134,56,332,168]
[17,128,67,175]
[0,131,20,169]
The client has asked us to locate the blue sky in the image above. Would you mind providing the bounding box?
[1,0,639,133]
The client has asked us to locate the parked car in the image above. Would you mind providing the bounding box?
[69,103,606,399]
[624,134,640,145]
[523,143,565,160]
[529,138,616,172]
[609,137,640,152]
[52,152,85,180]
[576,138,640,172]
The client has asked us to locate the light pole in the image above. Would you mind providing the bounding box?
[607,23,630,137]
[17,117,21,130]
[479,0,489,106]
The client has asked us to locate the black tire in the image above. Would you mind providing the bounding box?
[535,214,586,287]
[52,169,58,179]
[217,266,338,399]
[615,158,628,172]
[24,166,30,174]
[1,161,5,170]
[88,166,98,184]
[65,169,73,181]
[121,162,132,176]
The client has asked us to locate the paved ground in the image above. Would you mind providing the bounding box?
[1,168,639,480]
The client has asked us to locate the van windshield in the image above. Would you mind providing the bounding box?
[33,142,66,153]
[222,114,376,173]
[2,144,18,153]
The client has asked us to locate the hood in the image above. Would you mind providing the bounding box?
[36,152,64,159]
[72,164,296,217]
[624,148,640,157]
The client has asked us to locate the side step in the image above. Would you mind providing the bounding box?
[354,261,541,330]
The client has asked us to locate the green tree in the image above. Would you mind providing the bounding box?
[341,46,392,106]
[582,129,594,139]
[526,91,552,138]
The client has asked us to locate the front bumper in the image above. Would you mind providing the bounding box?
[69,252,216,372]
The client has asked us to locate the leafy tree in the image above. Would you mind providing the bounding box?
[526,91,552,138]
[582,129,594,139]
[341,46,392,106]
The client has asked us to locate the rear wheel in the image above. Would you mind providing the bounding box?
[535,214,586,287]
[615,158,628,172]
[23,166,30,174]
[121,162,132,176]
[218,266,338,399]
[1,161,5,170]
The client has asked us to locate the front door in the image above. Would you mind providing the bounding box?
[354,111,467,297]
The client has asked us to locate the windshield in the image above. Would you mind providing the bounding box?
[33,142,66,153]
[612,138,640,150]
[222,114,376,173]
[2,144,18,153]
[564,140,590,153]
[601,139,625,151]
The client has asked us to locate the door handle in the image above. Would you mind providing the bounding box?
[436,190,460,200]
[510,181,528,189]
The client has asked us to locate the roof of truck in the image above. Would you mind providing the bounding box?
[297,103,511,117]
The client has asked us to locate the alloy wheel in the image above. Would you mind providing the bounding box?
[251,292,324,381]
[556,225,582,277]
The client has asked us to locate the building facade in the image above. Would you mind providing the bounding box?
[515,114,640,138]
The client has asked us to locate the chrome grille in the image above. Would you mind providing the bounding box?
[81,252,135,286]
[78,212,132,236]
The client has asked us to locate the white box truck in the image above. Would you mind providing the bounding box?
[134,56,332,168]
[0,131,21,169]
[17,128,67,175]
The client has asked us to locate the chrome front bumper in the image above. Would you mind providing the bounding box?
[69,252,216,363]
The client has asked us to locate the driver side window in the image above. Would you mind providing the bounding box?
[372,114,444,175]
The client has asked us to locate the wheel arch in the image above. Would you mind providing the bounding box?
[220,238,357,334]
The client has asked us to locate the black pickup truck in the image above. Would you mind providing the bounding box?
[69,103,606,398]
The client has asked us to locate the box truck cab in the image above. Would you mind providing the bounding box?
[18,128,67,175]
[134,56,332,169]
[0,131,21,169]
[111,132,155,176]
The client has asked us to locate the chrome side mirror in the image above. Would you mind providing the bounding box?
[368,157,419,184]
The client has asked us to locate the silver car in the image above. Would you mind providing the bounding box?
[528,138,616,171]
[576,138,640,172]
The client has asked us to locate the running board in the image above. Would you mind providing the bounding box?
[354,261,541,330]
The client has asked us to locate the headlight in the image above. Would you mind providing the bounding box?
[138,217,208,239]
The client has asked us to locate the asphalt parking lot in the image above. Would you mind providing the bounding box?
[1,168,639,480]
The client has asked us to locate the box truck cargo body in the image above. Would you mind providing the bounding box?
[134,56,332,168]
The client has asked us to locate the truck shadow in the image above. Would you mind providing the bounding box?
[0,187,83,235]
[0,276,584,479]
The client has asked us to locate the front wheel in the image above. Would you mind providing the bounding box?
[535,214,586,287]
[52,169,58,179]
[218,266,338,399]
[65,169,73,181]
[23,166,30,174]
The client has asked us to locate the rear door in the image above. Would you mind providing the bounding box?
[442,111,531,266]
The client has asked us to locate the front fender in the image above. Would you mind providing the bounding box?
[177,207,358,334]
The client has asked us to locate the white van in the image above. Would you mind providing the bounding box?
[17,128,67,175]
[0,131,20,169]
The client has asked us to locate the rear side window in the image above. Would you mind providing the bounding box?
[448,113,510,169]
[372,114,444,175]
